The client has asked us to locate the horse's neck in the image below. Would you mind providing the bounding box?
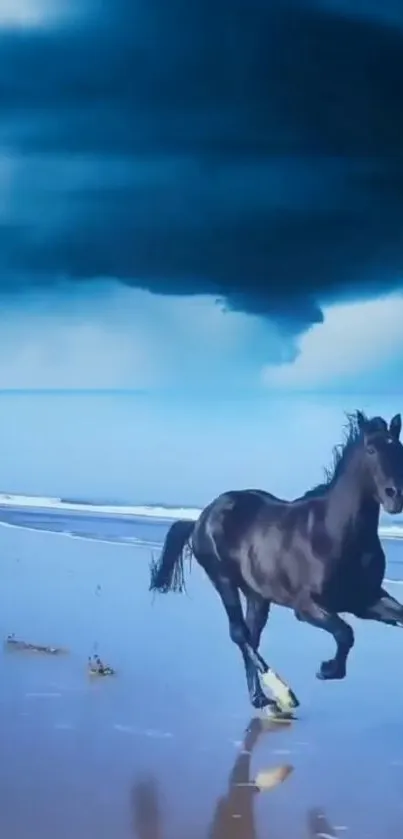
[326,452,379,537]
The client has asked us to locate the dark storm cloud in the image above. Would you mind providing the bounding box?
[1,0,403,331]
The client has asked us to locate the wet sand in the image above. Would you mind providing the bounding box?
[1,525,403,837]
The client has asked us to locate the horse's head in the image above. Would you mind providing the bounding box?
[357,411,403,514]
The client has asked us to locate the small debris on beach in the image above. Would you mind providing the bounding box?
[4,634,67,655]
[88,654,116,676]
[254,764,294,791]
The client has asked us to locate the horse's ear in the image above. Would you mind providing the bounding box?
[356,410,366,431]
[389,414,402,440]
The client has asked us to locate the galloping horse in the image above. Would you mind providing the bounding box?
[150,411,403,714]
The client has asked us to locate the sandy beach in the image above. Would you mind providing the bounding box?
[1,522,403,838]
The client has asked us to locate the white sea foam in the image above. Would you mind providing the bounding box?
[0,518,161,549]
[0,492,200,521]
[0,492,402,539]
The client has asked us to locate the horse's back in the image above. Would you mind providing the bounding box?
[191,488,317,603]
[191,489,274,555]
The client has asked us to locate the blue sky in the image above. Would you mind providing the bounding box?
[0,282,401,505]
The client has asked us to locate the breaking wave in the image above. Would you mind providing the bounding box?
[0,492,200,521]
[0,491,401,539]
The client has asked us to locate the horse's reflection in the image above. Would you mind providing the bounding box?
[130,717,336,839]
[130,778,162,839]
[307,808,336,838]
[208,717,274,839]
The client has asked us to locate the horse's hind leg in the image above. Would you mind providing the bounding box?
[358,588,403,627]
[296,603,354,680]
[243,595,293,711]
[243,594,272,709]
[203,564,299,712]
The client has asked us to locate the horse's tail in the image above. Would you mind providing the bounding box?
[149,520,195,594]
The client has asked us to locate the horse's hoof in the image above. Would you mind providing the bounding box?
[260,669,300,712]
[252,693,282,711]
[255,703,296,723]
[316,659,346,680]
[252,694,276,710]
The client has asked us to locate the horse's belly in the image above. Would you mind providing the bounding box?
[239,545,315,607]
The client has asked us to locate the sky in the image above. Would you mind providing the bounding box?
[0,0,402,501]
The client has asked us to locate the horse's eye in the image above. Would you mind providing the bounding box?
[367,445,376,455]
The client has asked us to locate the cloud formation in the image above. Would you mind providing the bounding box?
[0,284,289,389]
[0,0,403,336]
[262,293,403,391]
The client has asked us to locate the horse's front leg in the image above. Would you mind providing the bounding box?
[358,588,403,627]
[295,602,355,680]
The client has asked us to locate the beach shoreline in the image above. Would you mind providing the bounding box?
[1,521,403,837]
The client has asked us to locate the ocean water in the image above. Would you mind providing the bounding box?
[0,492,403,583]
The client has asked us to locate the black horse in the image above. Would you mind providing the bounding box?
[150,411,403,713]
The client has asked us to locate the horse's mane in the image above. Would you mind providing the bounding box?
[303,409,387,499]
[323,410,365,485]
